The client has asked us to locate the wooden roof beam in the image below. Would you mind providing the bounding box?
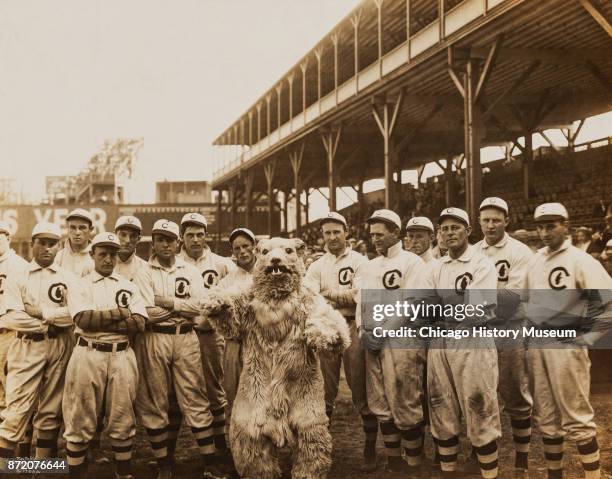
[466,46,612,65]
[578,0,612,38]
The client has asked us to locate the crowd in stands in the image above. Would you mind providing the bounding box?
[296,141,612,274]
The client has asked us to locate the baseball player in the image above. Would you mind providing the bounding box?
[0,221,28,416]
[0,222,83,459]
[356,209,426,475]
[132,219,226,479]
[177,212,236,461]
[114,216,147,281]
[475,197,534,476]
[215,228,257,424]
[405,217,436,263]
[432,229,448,259]
[55,208,95,277]
[602,239,612,276]
[304,212,379,472]
[523,203,612,479]
[421,207,501,479]
[63,232,147,479]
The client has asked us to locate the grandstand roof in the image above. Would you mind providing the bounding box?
[211,0,612,194]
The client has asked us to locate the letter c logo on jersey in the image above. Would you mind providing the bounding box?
[175,277,191,298]
[548,267,569,290]
[0,274,5,294]
[48,282,67,304]
[115,289,132,308]
[495,260,510,282]
[338,267,354,286]
[382,270,401,290]
[202,270,219,289]
[454,273,473,294]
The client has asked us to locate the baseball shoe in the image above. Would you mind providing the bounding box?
[115,475,134,479]
[202,463,229,479]
[361,453,377,473]
[87,448,111,465]
[156,466,174,479]
[514,468,529,479]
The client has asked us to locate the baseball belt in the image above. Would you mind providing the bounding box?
[16,330,60,341]
[148,323,194,335]
[77,336,129,352]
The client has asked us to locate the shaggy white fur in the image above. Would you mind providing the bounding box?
[200,238,350,479]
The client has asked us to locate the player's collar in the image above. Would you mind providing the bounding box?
[149,255,186,271]
[480,233,509,249]
[67,240,91,255]
[384,241,403,258]
[324,245,350,259]
[420,248,433,262]
[91,270,119,282]
[441,244,474,263]
[543,239,571,257]
[29,259,60,273]
[179,245,209,263]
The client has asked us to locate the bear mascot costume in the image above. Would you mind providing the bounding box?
[199,237,351,479]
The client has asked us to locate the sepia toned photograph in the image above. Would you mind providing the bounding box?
[0,0,611,478]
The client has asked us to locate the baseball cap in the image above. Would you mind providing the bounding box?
[152,219,180,239]
[367,209,402,230]
[229,228,256,244]
[479,197,508,215]
[66,208,93,225]
[0,221,11,235]
[320,212,347,228]
[439,207,470,226]
[32,222,62,240]
[405,216,434,233]
[91,232,121,249]
[181,212,207,230]
[533,203,569,222]
[114,215,142,232]
[606,239,612,248]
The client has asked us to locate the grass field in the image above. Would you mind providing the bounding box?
[81,380,612,479]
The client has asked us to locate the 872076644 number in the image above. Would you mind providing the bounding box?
[0,458,68,474]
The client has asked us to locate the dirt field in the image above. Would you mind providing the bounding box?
[80,380,612,479]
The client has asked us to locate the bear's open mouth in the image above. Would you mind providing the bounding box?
[265,265,290,276]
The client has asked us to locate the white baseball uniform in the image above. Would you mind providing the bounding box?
[0,262,84,458]
[421,245,501,477]
[356,241,426,465]
[523,239,612,478]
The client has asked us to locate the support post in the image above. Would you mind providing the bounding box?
[283,190,289,234]
[321,125,343,211]
[448,38,502,223]
[216,189,222,251]
[264,160,276,236]
[243,171,254,229]
[229,182,237,231]
[332,33,339,104]
[289,143,305,235]
[463,58,482,223]
[372,91,403,209]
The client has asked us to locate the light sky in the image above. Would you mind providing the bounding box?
[0,0,360,202]
[1,0,610,210]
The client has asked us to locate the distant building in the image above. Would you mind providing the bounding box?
[156,181,211,204]
[0,178,22,205]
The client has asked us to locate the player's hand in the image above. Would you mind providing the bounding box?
[155,295,174,310]
[360,330,383,354]
[572,331,603,347]
[24,303,42,319]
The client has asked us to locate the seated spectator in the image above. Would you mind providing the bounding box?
[574,226,602,259]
